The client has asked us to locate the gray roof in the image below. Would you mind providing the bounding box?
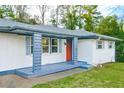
[0,19,121,41]
[76,29,122,41]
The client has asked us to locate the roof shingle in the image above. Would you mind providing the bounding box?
[0,19,121,41]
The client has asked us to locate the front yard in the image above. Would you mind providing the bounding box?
[33,62,124,88]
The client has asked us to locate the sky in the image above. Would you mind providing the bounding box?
[98,5,124,19]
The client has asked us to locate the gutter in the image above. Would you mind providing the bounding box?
[0,26,16,31]
[79,35,122,41]
[0,26,77,38]
[13,26,79,37]
[78,35,98,39]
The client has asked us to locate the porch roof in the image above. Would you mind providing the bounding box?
[0,19,121,41]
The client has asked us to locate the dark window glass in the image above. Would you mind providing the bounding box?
[51,38,58,53]
[98,45,102,49]
[52,39,58,45]
[52,46,57,53]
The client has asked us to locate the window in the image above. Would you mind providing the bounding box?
[29,37,60,54]
[42,38,50,53]
[25,36,33,55]
[96,40,104,49]
[26,36,32,55]
[108,41,114,48]
[51,38,58,53]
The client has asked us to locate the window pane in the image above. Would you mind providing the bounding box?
[43,46,49,53]
[98,41,102,44]
[42,38,49,45]
[52,39,57,45]
[109,45,112,48]
[52,46,58,53]
[98,45,102,49]
[110,42,112,44]
[108,41,113,48]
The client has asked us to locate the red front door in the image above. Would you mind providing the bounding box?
[66,39,72,62]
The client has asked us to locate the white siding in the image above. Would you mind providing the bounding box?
[0,33,32,71]
[92,40,115,65]
[78,39,115,65]
[78,39,94,64]
[0,33,66,71]
[0,32,116,71]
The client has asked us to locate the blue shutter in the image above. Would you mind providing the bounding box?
[26,36,31,55]
[59,39,62,53]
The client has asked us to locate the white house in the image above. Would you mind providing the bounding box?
[0,19,121,78]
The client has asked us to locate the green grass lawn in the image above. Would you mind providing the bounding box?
[33,62,124,88]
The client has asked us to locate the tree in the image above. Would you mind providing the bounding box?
[95,15,120,36]
[114,20,124,62]
[62,6,79,30]
[38,5,49,24]
[75,5,83,29]
[14,5,30,22]
[96,15,124,62]
[55,5,101,30]
[0,5,15,19]
[50,9,57,26]
[50,5,70,27]
[118,19,124,31]
[55,5,59,27]
[13,5,39,24]
[61,5,85,30]
[81,5,102,31]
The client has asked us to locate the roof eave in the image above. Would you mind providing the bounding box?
[78,35,98,39]
[98,36,122,41]
[0,26,78,38]
[79,35,122,41]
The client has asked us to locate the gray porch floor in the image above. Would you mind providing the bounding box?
[16,61,92,78]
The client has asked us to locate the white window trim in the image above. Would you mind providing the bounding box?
[58,39,62,53]
[31,37,60,54]
[51,38,59,53]
[96,40,104,49]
